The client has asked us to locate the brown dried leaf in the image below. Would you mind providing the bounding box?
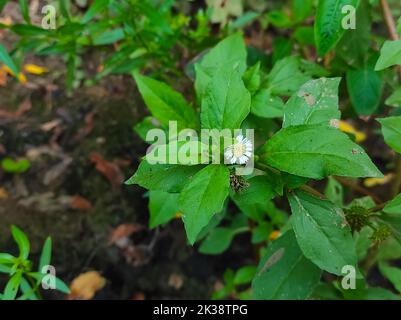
[70,195,93,211]
[89,152,124,189]
[109,223,143,246]
[68,271,106,300]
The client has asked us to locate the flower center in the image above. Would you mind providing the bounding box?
[233,143,245,158]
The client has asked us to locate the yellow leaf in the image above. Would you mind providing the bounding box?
[338,120,366,143]
[23,64,49,75]
[268,230,281,241]
[0,187,9,200]
[1,65,27,84]
[68,271,106,300]
[364,173,394,188]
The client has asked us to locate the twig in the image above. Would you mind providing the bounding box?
[380,0,399,41]
[333,176,382,204]
[300,184,326,199]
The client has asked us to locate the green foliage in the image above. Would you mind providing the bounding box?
[1,158,30,174]
[0,226,69,300]
[378,116,401,154]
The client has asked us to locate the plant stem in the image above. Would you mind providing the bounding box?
[380,0,399,41]
[300,184,325,199]
[333,176,382,204]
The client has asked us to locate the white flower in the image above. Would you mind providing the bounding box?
[224,135,253,165]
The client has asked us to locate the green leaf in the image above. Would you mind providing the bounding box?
[19,0,30,23]
[260,125,383,179]
[200,67,251,130]
[266,56,310,96]
[55,277,71,294]
[252,230,321,300]
[375,40,401,71]
[243,62,261,94]
[134,73,197,131]
[125,160,204,193]
[291,0,313,22]
[234,266,257,285]
[346,59,383,115]
[314,0,360,56]
[250,89,284,119]
[336,0,370,68]
[385,87,401,107]
[283,77,341,128]
[197,32,247,79]
[39,237,52,271]
[384,193,401,214]
[0,253,15,264]
[179,165,230,245]
[81,0,109,23]
[1,158,31,173]
[199,227,234,254]
[92,28,124,45]
[324,177,344,207]
[378,116,401,154]
[289,190,357,275]
[149,190,180,228]
[11,225,30,260]
[18,277,38,300]
[3,271,22,300]
[231,175,280,212]
[379,262,401,293]
[0,43,18,75]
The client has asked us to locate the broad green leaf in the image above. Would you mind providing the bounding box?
[199,227,234,254]
[39,237,52,271]
[179,165,230,245]
[0,264,11,273]
[346,59,383,115]
[336,0,370,68]
[385,87,401,107]
[266,56,310,96]
[250,89,284,119]
[200,67,251,130]
[134,73,197,130]
[125,160,204,193]
[354,227,373,261]
[384,193,401,214]
[231,175,280,208]
[260,125,383,179]
[291,0,313,22]
[379,214,401,244]
[149,190,180,228]
[314,0,360,56]
[377,238,401,260]
[134,116,160,141]
[375,40,401,71]
[234,266,257,285]
[197,32,247,78]
[11,225,30,260]
[363,287,401,300]
[0,43,18,75]
[252,230,321,300]
[379,262,401,293]
[378,116,401,154]
[283,77,341,128]
[289,190,357,275]
[81,0,109,23]
[3,271,22,300]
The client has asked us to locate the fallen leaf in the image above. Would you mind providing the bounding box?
[339,120,366,143]
[132,292,146,300]
[70,195,93,210]
[89,152,124,189]
[0,187,9,200]
[364,173,394,188]
[109,223,143,246]
[68,271,106,300]
[23,64,49,75]
[40,119,62,132]
[0,99,31,119]
[168,273,184,290]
